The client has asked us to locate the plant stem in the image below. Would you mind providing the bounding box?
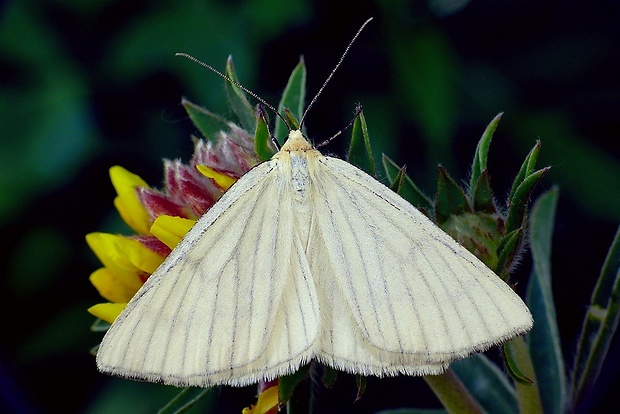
[424,370,484,414]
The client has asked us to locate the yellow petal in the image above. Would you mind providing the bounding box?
[196,164,237,191]
[88,302,127,324]
[124,238,165,274]
[86,232,164,276]
[150,215,196,250]
[110,166,152,234]
[90,267,140,303]
[242,385,279,414]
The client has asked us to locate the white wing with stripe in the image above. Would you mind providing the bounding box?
[96,160,320,387]
[308,156,532,376]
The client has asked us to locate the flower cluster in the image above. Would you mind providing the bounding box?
[87,124,259,324]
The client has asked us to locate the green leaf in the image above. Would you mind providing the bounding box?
[511,111,620,220]
[570,225,620,407]
[503,342,533,385]
[283,107,300,131]
[382,155,433,211]
[182,98,229,143]
[526,187,567,414]
[439,211,503,270]
[495,228,522,280]
[389,164,407,194]
[504,337,543,414]
[275,58,306,145]
[279,364,311,406]
[506,167,550,234]
[254,106,276,161]
[435,166,471,225]
[452,354,518,414]
[469,113,502,194]
[347,111,375,175]
[225,56,256,132]
[473,170,495,213]
[508,141,541,204]
[590,227,620,312]
[157,387,215,414]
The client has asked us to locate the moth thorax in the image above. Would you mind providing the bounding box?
[290,153,310,200]
[289,152,312,245]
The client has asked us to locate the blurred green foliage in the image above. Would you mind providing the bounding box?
[1,0,619,413]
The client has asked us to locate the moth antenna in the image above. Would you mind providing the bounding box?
[299,17,373,129]
[316,103,363,148]
[175,53,291,131]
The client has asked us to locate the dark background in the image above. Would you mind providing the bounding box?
[1,0,619,412]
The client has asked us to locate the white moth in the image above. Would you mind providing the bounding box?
[96,128,533,387]
[96,18,532,387]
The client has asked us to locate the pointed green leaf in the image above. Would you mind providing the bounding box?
[275,58,306,145]
[382,155,433,211]
[571,226,620,406]
[347,111,375,175]
[473,170,495,213]
[283,107,300,131]
[508,141,541,203]
[279,364,311,406]
[452,354,518,414]
[590,227,620,307]
[526,187,566,414]
[506,167,550,233]
[525,140,541,176]
[254,106,276,161]
[495,228,522,280]
[503,342,533,385]
[389,164,407,194]
[469,113,502,193]
[157,387,215,414]
[224,56,256,132]
[182,98,230,143]
[435,166,471,225]
[504,336,543,414]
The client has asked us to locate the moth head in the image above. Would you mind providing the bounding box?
[280,130,313,152]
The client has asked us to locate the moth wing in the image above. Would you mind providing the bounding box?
[97,160,319,387]
[308,156,532,376]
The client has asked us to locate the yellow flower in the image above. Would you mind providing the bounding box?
[88,303,128,323]
[87,99,266,412]
[110,166,152,235]
[89,268,137,304]
[86,232,166,323]
[86,232,164,278]
[242,385,279,414]
[88,124,257,334]
[196,164,237,191]
[150,215,196,250]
